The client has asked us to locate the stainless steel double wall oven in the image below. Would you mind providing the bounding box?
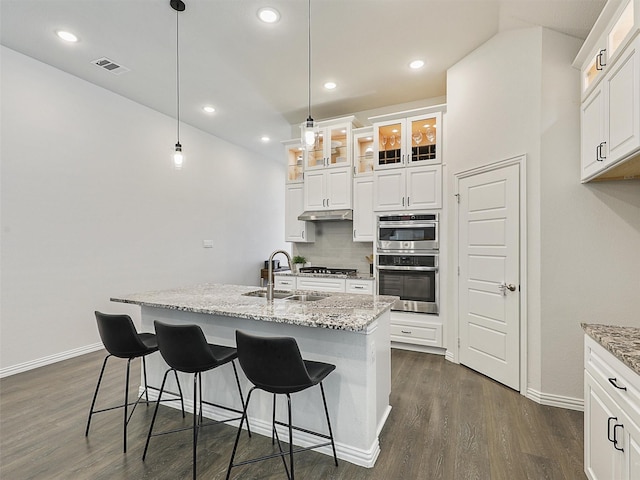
[376,213,439,314]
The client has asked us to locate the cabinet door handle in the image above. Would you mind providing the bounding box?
[402,197,405,207]
[353,229,356,238]
[401,330,412,334]
[326,198,329,207]
[608,377,627,391]
[302,230,304,239]
[596,49,607,70]
[407,196,410,206]
[608,416,618,443]
[613,423,624,452]
[596,142,607,161]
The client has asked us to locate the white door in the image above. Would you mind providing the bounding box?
[326,167,352,209]
[304,170,326,210]
[353,176,374,242]
[458,163,520,390]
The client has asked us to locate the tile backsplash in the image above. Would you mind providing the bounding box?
[292,221,373,274]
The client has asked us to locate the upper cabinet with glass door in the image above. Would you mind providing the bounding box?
[580,0,638,98]
[353,126,375,175]
[305,117,354,171]
[284,140,305,183]
[373,112,442,170]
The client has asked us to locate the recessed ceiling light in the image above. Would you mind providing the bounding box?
[56,30,78,42]
[409,60,424,69]
[261,136,271,142]
[257,7,280,23]
[202,105,216,113]
[324,81,337,90]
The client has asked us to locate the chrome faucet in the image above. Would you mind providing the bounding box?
[267,249,292,301]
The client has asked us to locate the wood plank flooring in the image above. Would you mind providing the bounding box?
[0,349,586,479]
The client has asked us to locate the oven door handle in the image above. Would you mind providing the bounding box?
[377,266,438,272]
[378,222,437,229]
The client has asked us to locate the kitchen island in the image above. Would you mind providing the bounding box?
[111,283,397,467]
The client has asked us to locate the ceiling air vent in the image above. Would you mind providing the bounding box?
[91,57,130,75]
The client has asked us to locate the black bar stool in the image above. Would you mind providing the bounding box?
[85,311,185,453]
[143,321,250,480]
[226,330,338,480]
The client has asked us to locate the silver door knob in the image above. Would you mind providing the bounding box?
[498,283,517,295]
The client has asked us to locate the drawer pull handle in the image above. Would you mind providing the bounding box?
[353,285,364,289]
[608,377,627,391]
[613,423,624,452]
[401,330,412,334]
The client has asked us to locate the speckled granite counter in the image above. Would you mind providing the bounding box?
[111,283,395,332]
[582,323,640,376]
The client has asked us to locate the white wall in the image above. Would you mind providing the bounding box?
[0,47,288,374]
[446,27,640,405]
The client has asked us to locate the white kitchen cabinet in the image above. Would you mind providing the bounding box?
[304,166,352,211]
[353,176,374,242]
[296,277,346,292]
[305,118,354,171]
[584,335,640,480]
[345,278,374,294]
[284,140,304,183]
[581,0,637,97]
[285,183,315,243]
[390,311,442,349]
[581,36,640,181]
[373,112,441,171]
[374,165,442,211]
[353,127,375,176]
[577,0,640,181]
[274,276,295,291]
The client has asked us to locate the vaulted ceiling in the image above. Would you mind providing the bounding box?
[1,0,606,160]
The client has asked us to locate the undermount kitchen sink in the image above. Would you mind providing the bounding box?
[242,290,327,302]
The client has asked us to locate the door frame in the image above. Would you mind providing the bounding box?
[452,154,528,394]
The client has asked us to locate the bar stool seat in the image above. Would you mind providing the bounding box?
[143,321,250,480]
[226,330,338,480]
[85,311,184,453]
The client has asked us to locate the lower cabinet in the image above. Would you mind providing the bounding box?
[390,311,442,348]
[274,275,374,295]
[584,335,640,480]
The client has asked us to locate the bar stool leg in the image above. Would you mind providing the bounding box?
[231,360,251,437]
[142,368,172,461]
[173,370,186,417]
[287,394,294,480]
[142,356,150,403]
[192,372,199,480]
[320,382,338,466]
[225,387,255,480]
[85,355,111,436]
[123,358,132,453]
[271,393,277,445]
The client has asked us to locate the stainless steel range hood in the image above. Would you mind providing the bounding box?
[297,209,353,221]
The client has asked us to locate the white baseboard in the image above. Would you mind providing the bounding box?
[0,342,104,378]
[391,342,446,356]
[142,388,382,468]
[526,387,584,411]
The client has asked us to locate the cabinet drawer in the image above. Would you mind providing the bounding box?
[274,277,295,291]
[296,277,346,292]
[345,279,373,294]
[391,322,442,347]
[586,336,640,426]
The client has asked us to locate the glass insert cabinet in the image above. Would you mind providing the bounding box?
[305,121,353,170]
[373,112,442,170]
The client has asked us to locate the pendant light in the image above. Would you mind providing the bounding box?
[171,0,185,170]
[300,0,318,147]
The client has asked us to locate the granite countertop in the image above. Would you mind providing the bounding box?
[582,323,640,376]
[111,283,396,333]
[275,271,375,281]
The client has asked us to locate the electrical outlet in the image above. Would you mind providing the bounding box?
[202,240,213,248]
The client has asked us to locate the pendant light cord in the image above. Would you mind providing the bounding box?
[176,5,181,143]
[307,0,311,119]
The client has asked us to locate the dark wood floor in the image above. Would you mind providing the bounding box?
[0,348,586,480]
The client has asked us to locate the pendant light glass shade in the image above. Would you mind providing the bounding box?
[301,116,318,147]
[173,142,184,170]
